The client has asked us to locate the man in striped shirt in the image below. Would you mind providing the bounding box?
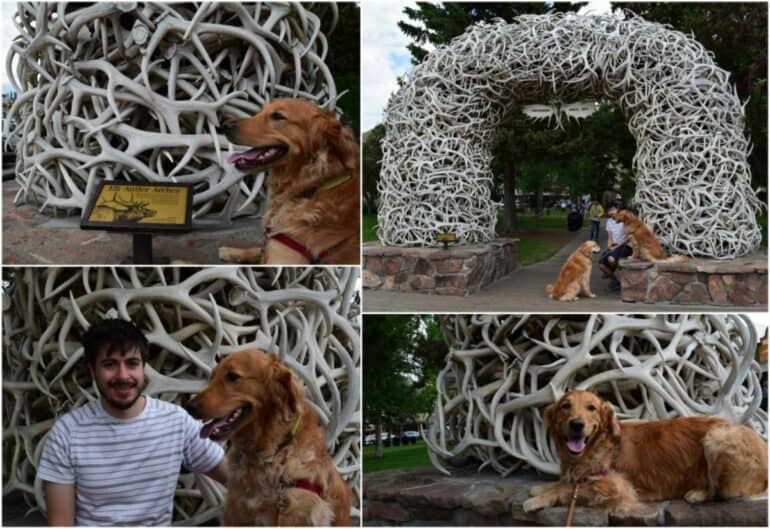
[37,319,229,525]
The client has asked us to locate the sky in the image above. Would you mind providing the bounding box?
[361,0,613,132]
[1,2,17,94]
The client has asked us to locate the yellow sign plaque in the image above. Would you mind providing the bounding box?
[82,182,192,232]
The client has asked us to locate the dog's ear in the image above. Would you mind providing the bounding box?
[544,401,559,436]
[602,401,622,440]
[310,110,358,171]
[269,357,304,422]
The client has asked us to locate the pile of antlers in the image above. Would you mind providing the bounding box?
[5,2,339,225]
[2,266,361,523]
[377,11,762,258]
[424,314,765,476]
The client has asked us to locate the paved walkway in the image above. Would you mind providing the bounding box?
[363,223,767,313]
[3,181,265,264]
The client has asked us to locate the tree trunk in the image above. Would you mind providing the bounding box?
[536,181,544,219]
[502,155,518,232]
[375,413,383,459]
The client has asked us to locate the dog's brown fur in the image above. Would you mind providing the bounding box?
[524,390,768,515]
[218,98,360,264]
[186,349,353,526]
[613,210,688,263]
[547,240,600,301]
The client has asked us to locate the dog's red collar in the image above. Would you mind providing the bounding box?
[266,228,352,264]
[287,479,324,497]
[271,233,326,263]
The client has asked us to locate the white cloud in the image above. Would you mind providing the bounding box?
[361,1,419,132]
[576,0,613,16]
[1,2,20,92]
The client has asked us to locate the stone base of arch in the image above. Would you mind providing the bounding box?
[619,259,768,306]
[363,239,518,296]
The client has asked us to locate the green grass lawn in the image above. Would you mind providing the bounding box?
[500,211,569,231]
[515,238,563,267]
[362,212,573,265]
[363,441,432,473]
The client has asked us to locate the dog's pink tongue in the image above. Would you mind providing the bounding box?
[567,438,586,453]
[227,149,260,164]
[199,417,228,439]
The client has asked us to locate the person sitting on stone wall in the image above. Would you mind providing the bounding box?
[599,206,632,292]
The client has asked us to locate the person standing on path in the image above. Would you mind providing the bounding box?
[587,199,604,242]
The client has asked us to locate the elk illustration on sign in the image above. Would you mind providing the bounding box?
[90,192,156,223]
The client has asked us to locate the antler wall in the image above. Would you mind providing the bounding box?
[424,314,765,476]
[5,2,338,224]
[377,12,762,258]
[2,266,361,524]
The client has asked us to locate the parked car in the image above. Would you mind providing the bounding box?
[364,432,393,446]
[401,431,420,444]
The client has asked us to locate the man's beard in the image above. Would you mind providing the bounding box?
[97,377,149,410]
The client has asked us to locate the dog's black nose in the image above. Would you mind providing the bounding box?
[184,398,202,418]
[216,121,236,136]
[569,419,585,432]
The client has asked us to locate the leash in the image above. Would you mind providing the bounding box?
[565,466,612,526]
[566,483,579,526]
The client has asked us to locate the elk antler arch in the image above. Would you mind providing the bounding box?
[377,12,762,259]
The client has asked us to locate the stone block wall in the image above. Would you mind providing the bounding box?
[363,239,517,296]
[364,468,768,526]
[619,258,767,305]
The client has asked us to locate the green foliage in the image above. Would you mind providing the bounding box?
[363,124,386,214]
[363,213,378,242]
[363,316,445,426]
[320,2,360,136]
[363,441,432,473]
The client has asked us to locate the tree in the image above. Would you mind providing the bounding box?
[363,315,446,458]
[322,3,360,136]
[362,124,386,214]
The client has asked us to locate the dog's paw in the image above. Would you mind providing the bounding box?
[523,497,545,512]
[684,489,710,503]
[588,293,597,298]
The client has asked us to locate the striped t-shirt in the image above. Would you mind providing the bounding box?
[37,396,224,526]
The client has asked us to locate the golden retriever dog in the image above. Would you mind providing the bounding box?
[613,210,689,263]
[217,98,360,264]
[524,390,768,516]
[185,349,353,526]
[546,240,600,301]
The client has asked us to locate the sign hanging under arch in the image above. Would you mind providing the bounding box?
[376,12,763,259]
